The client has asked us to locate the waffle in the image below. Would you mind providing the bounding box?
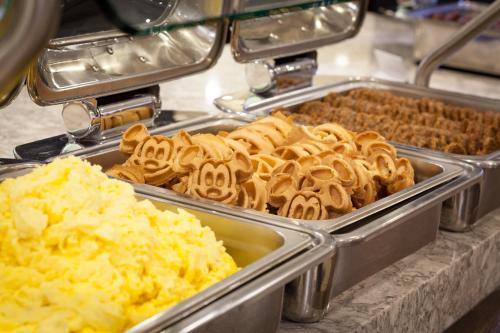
[109,112,415,220]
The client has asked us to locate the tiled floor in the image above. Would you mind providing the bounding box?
[446,289,500,333]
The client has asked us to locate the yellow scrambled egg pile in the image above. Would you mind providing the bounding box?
[0,157,238,332]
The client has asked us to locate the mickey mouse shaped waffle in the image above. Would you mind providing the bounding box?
[267,160,352,220]
[173,144,253,204]
[108,112,415,220]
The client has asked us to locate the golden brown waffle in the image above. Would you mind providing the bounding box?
[128,136,177,186]
[227,113,295,154]
[110,113,415,220]
[106,164,145,184]
[250,154,284,181]
[119,124,150,155]
[237,174,269,212]
[267,164,353,219]
[175,146,253,204]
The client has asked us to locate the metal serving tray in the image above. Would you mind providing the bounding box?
[0,163,335,332]
[76,115,463,230]
[72,113,481,302]
[215,77,497,231]
[330,151,481,295]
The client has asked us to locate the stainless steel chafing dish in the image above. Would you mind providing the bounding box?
[233,0,367,96]
[2,0,370,328]
[214,1,500,232]
[215,77,495,232]
[0,163,336,332]
[11,0,368,160]
[23,0,231,147]
[70,114,482,297]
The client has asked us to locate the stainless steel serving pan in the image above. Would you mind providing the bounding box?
[330,150,481,295]
[128,143,482,296]
[0,163,335,332]
[71,113,482,301]
[215,77,497,231]
[75,115,463,230]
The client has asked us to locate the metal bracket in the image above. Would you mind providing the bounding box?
[245,51,317,96]
[414,0,500,87]
[61,85,161,142]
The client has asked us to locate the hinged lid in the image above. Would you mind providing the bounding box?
[27,0,232,105]
[231,0,368,62]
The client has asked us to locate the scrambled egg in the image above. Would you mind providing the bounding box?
[0,157,238,332]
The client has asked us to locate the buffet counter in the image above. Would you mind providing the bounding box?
[1,13,499,333]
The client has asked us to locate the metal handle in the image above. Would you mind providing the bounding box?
[62,88,161,141]
[0,158,44,165]
[414,0,500,87]
[245,51,317,96]
[0,0,61,108]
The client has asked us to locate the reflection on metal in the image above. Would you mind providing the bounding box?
[0,0,60,108]
[27,0,231,105]
[51,0,179,46]
[414,0,500,87]
[0,77,25,109]
[232,1,367,62]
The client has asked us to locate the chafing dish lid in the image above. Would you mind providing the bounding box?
[27,0,231,105]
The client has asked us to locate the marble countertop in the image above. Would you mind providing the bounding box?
[1,13,500,333]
